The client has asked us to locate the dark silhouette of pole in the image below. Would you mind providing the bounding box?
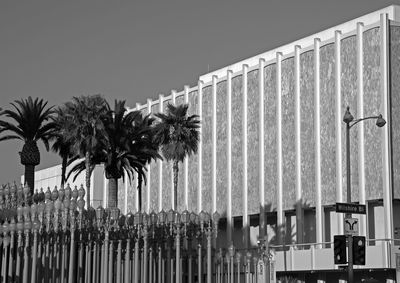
[343,106,386,283]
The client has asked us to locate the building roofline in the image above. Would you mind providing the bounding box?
[199,5,400,83]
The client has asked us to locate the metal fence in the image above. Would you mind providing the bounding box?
[0,184,275,283]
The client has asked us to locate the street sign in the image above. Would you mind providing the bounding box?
[336,202,366,214]
[344,217,359,236]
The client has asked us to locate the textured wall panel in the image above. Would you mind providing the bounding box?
[341,35,359,203]
[264,64,277,211]
[149,103,160,212]
[202,86,213,213]
[232,75,243,217]
[216,81,228,215]
[188,91,199,212]
[390,26,400,199]
[281,58,296,210]
[320,43,336,205]
[118,178,125,212]
[127,180,136,212]
[300,51,315,208]
[364,28,383,200]
[247,70,260,215]
[162,99,172,210]
[175,95,186,212]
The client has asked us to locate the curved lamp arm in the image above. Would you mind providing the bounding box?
[349,115,384,129]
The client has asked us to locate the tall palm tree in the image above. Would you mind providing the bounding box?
[154,103,200,210]
[129,108,161,211]
[63,95,108,206]
[101,100,160,208]
[0,97,55,194]
[50,106,77,189]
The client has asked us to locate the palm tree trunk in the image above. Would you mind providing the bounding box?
[108,178,118,208]
[61,157,67,189]
[85,152,91,207]
[138,174,143,212]
[24,164,35,195]
[173,160,179,211]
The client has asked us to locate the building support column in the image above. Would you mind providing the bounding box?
[357,22,367,237]
[227,71,233,243]
[242,64,249,248]
[276,52,284,243]
[380,13,394,242]
[147,99,152,213]
[158,94,164,212]
[258,58,266,239]
[198,80,204,213]
[184,86,190,211]
[212,75,218,214]
[171,90,177,210]
[335,30,344,235]
[294,45,304,244]
[314,38,323,247]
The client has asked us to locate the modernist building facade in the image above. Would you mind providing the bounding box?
[116,5,400,281]
[29,5,400,282]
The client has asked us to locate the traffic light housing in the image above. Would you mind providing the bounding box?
[352,236,366,265]
[334,235,347,264]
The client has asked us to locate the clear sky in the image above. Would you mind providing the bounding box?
[0,0,397,184]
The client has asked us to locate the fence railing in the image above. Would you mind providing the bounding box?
[0,184,275,283]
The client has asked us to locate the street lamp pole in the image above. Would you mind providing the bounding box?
[343,106,386,283]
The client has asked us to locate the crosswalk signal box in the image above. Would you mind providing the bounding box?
[334,235,347,264]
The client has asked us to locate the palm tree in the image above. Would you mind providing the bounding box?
[129,108,161,211]
[102,100,160,208]
[0,97,55,194]
[68,100,161,208]
[63,95,108,206]
[153,103,200,210]
[50,106,77,189]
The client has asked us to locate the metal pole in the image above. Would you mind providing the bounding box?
[2,237,9,283]
[93,242,98,283]
[144,229,149,283]
[346,122,354,283]
[23,230,30,283]
[8,230,15,282]
[197,243,202,283]
[158,245,162,283]
[134,237,139,283]
[117,240,122,283]
[103,232,109,283]
[108,241,114,283]
[207,231,212,283]
[124,239,130,283]
[149,247,153,283]
[68,231,75,283]
[176,229,180,283]
[31,229,38,283]
[16,230,23,281]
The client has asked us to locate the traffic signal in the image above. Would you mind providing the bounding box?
[334,235,347,264]
[352,236,366,265]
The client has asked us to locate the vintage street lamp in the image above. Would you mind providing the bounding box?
[343,106,385,283]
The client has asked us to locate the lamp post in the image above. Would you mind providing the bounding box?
[343,106,386,283]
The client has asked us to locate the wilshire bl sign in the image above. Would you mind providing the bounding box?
[336,202,366,214]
